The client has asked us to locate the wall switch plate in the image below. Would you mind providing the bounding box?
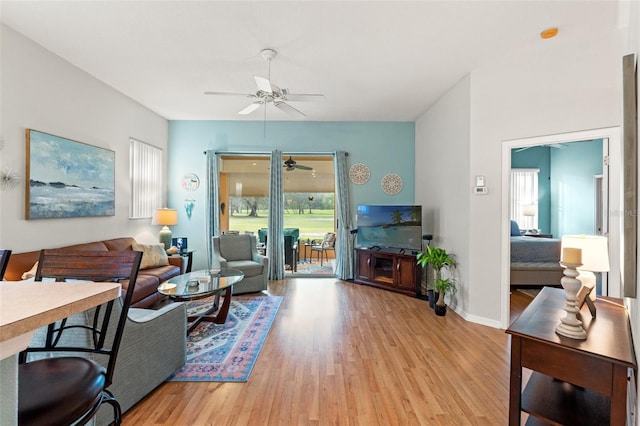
[474,186,488,195]
[475,175,485,187]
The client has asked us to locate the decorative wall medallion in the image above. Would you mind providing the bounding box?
[381,173,403,195]
[182,173,200,191]
[349,163,370,184]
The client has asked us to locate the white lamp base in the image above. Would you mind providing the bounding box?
[159,226,172,250]
[556,262,587,340]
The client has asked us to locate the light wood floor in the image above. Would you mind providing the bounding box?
[124,279,532,425]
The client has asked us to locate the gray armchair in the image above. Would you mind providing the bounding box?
[212,234,269,294]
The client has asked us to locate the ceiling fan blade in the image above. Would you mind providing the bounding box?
[204,91,256,98]
[254,76,273,93]
[274,101,306,118]
[283,93,326,102]
[295,164,313,170]
[238,102,263,115]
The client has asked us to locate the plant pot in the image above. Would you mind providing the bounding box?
[429,291,440,309]
[427,289,435,308]
[434,304,447,316]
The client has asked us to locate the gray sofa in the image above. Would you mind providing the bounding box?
[27,297,186,425]
[212,234,268,294]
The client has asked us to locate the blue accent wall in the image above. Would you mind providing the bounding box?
[167,120,415,270]
[511,140,603,238]
[550,139,603,236]
[511,146,551,233]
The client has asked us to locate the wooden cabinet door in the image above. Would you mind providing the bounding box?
[395,256,417,291]
[356,250,371,281]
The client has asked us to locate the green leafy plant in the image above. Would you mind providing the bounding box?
[434,277,456,307]
[416,246,456,307]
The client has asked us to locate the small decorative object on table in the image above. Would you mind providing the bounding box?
[556,247,587,340]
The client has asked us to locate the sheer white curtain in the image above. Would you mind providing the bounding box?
[267,150,285,279]
[205,150,221,268]
[510,168,539,231]
[334,151,354,280]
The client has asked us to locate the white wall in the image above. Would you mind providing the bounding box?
[417,22,626,325]
[0,25,169,252]
[415,75,471,317]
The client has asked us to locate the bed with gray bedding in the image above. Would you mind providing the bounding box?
[510,227,564,287]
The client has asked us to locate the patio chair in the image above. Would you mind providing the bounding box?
[310,232,336,266]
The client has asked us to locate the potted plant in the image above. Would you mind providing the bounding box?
[416,246,456,314]
[433,276,456,316]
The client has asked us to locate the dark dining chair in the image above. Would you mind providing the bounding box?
[0,249,11,280]
[18,249,142,426]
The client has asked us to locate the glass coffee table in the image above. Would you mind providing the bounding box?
[157,269,244,334]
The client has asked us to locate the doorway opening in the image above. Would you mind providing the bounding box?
[501,127,621,329]
[219,154,336,277]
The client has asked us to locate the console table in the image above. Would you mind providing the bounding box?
[506,287,636,425]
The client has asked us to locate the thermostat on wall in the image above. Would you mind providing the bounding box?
[474,187,488,195]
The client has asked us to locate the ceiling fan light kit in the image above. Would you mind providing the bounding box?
[204,48,325,118]
[283,156,312,171]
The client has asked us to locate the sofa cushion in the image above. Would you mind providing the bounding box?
[132,243,169,269]
[139,265,181,284]
[226,260,263,278]
[120,274,159,304]
[102,237,136,251]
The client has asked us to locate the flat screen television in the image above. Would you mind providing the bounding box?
[356,205,422,251]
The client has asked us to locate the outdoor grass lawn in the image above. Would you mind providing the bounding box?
[229,209,335,240]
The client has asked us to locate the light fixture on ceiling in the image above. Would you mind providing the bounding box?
[540,27,558,39]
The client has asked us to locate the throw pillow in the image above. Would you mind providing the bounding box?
[132,243,169,270]
[21,262,39,280]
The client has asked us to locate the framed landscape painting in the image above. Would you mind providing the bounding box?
[25,129,115,219]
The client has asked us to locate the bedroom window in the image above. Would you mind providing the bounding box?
[511,168,539,232]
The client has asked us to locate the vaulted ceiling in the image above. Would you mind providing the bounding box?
[1,1,625,122]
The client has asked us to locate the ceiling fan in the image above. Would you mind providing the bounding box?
[514,143,568,153]
[204,49,325,118]
[284,156,312,171]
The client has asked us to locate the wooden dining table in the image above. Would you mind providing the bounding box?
[0,280,121,425]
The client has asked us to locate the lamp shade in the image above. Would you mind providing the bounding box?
[522,204,537,217]
[561,235,610,272]
[152,208,178,226]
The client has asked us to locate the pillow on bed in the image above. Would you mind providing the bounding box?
[510,220,522,236]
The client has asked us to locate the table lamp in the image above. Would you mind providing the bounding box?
[522,204,536,233]
[557,235,610,340]
[562,235,610,301]
[152,208,178,250]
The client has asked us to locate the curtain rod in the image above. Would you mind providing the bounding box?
[203,150,348,156]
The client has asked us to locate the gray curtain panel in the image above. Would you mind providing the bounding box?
[334,151,354,280]
[205,150,221,268]
[268,150,285,279]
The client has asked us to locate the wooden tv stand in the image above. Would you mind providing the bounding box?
[355,247,420,296]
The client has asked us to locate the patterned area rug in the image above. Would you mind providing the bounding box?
[168,295,282,382]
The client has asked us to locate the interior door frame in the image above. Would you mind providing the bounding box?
[500,127,621,329]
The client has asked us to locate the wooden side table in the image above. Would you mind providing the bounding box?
[170,250,194,273]
[506,287,636,425]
